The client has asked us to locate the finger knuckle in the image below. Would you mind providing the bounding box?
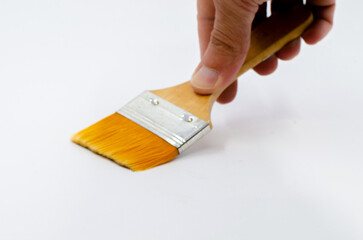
[210,29,243,57]
[218,0,263,14]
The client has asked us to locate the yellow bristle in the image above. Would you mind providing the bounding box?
[71,113,179,171]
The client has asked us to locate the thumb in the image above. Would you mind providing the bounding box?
[191,0,261,94]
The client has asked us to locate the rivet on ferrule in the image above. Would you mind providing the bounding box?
[150,98,159,105]
[182,114,194,123]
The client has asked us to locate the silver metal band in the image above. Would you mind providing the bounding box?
[117,91,211,153]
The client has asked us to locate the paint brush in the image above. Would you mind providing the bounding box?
[72,5,313,171]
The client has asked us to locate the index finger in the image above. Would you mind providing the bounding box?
[303,0,335,44]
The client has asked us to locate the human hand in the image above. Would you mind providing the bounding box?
[190,0,335,103]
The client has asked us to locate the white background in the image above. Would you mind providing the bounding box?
[0,0,362,239]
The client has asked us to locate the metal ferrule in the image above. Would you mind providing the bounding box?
[117,91,211,153]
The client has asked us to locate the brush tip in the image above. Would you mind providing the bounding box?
[72,113,179,171]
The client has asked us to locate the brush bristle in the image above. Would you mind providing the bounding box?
[72,113,179,171]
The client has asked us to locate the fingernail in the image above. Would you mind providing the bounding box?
[191,65,218,90]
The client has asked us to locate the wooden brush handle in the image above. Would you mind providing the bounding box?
[152,5,314,124]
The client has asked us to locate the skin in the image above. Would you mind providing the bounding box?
[190,0,335,103]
